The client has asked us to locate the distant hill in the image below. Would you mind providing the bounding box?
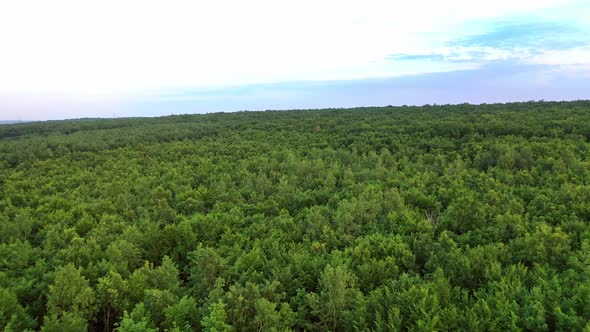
[0,120,29,124]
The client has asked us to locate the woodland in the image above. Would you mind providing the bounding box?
[1,100,590,331]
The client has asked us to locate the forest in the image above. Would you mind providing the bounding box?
[1,100,590,331]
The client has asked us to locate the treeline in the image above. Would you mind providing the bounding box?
[1,101,590,331]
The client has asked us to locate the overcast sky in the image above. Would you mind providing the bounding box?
[1,0,589,120]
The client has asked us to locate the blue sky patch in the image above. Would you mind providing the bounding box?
[451,19,586,50]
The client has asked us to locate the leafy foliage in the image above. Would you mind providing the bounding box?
[1,100,590,330]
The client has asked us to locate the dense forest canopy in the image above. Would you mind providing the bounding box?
[1,100,590,331]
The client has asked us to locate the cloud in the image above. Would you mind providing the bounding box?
[386,54,447,62]
[0,0,586,96]
[385,8,590,70]
[529,47,590,65]
[1,0,589,120]
[115,61,590,117]
[3,61,589,120]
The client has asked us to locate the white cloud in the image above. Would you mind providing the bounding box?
[528,47,590,66]
[0,0,584,98]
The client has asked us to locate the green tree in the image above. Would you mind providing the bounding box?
[0,288,36,331]
[163,295,199,331]
[47,264,96,321]
[115,309,157,332]
[97,271,129,330]
[311,264,361,331]
[41,312,87,332]
[201,300,231,332]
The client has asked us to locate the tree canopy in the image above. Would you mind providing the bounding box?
[1,100,590,331]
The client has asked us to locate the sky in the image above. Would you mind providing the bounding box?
[0,0,589,121]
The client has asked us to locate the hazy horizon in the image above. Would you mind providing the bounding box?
[1,0,589,121]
